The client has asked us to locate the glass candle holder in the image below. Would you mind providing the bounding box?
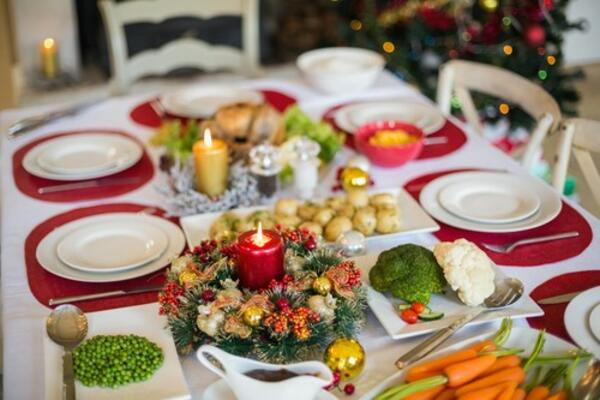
[249,144,282,198]
[290,138,320,200]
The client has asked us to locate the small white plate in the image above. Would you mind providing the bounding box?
[160,85,263,118]
[36,213,185,283]
[56,219,168,273]
[180,188,440,250]
[590,304,600,342]
[438,175,541,224]
[565,287,600,358]
[43,303,191,400]
[356,251,543,340]
[203,379,337,400]
[420,172,562,233]
[23,133,143,181]
[334,102,445,135]
[360,327,588,400]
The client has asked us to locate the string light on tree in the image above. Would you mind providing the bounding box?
[503,45,513,56]
[382,41,395,53]
[499,103,510,115]
[350,19,362,31]
[547,56,556,65]
[538,70,548,80]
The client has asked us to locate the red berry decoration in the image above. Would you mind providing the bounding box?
[332,371,341,385]
[276,298,290,310]
[343,383,355,395]
[201,289,215,302]
[305,237,317,250]
[401,309,418,324]
[524,24,546,47]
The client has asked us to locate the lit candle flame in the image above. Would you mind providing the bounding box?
[43,38,55,49]
[203,128,212,147]
[251,222,269,247]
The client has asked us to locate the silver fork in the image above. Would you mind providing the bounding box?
[481,231,580,254]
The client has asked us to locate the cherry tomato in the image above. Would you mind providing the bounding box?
[411,301,426,314]
[401,309,418,324]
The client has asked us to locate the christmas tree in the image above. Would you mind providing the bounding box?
[339,0,586,131]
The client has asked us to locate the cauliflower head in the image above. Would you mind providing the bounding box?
[433,239,495,306]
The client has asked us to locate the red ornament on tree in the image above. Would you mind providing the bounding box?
[524,24,546,47]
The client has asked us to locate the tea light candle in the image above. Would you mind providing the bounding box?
[236,223,284,290]
[193,129,229,196]
[290,138,320,200]
[40,38,58,78]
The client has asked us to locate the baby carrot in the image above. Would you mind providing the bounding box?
[482,355,522,376]
[456,382,507,400]
[454,367,525,396]
[407,370,442,383]
[524,385,550,400]
[497,382,518,400]
[408,349,478,376]
[511,388,526,400]
[469,339,496,353]
[405,385,446,400]
[444,354,497,387]
[434,388,456,400]
[545,391,567,400]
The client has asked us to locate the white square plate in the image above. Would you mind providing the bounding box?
[180,188,440,250]
[43,303,190,400]
[360,326,590,400]
[354,251,544,340]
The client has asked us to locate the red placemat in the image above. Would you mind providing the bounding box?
[528,271,600,342]
[130,88,297,128]
[12,130,154,203]
[322,103,467,159]
[404,169,593,266]
[25,203,180,312]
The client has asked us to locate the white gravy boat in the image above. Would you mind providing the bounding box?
[197,345,333,400]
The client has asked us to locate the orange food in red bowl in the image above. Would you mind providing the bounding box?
[355,121,424,167]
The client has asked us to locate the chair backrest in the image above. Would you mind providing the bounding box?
[553,118,600,207]
[436,60,561,173]
[98,0,259,94]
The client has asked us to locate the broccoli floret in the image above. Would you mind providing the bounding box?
[368,244,447,304]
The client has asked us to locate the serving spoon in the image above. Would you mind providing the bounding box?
[395,277,524,369]
[46,305,88,400]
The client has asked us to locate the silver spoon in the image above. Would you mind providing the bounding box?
[395,277,524,369]
[572,360,600,400]
[46,305,88,400]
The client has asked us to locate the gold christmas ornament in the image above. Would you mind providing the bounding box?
[242,305,265,327]
[178,270,199,286]
[341,167,369,191]
[312,276,332,295]
[324,338,366,380]
[478,0,499,12]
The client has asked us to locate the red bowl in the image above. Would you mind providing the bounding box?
[354,121,424,167]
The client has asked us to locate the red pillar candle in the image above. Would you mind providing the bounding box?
[236,223,284,290]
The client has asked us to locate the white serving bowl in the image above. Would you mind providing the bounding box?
[297,47,385,94]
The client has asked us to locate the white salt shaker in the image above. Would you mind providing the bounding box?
[290,138,320,200]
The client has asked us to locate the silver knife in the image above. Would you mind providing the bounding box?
[38,177,141,194]
[48,285,163,306]
[8,99,102,137]
[537,291,583,305]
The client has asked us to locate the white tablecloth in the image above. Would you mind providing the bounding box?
[2,71,599,399]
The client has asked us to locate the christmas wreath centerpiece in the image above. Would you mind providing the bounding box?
[159,227,367,363]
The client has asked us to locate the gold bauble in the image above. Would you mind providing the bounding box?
[312,276,332,295]
[341,167,369,192]
[178,270,199,286]
[478,0,498,12]
[242,305,265,327]
[324,338,365,380]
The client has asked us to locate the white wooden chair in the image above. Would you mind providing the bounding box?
[436,60,561,173]
[553,118,600,207]
[98,0,260,94]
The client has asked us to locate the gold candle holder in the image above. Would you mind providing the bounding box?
[193,129,229,196]
[40,38,58,79]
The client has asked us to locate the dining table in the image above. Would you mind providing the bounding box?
[1,66,599,400]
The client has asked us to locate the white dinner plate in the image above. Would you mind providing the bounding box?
[564,287,600,358]
[590,304,600,342]
[356,251,543,340]
[203,379,336,400]
[43,303,191,400]
[333,101,445,135]
[438,175,541,224]
[160,85,263,118]
[23,133,143,181]
[56,219,168,273]
[420,172,562,233]
[360,327,589,400]
[36,213,185,283]
[180,188,440,250]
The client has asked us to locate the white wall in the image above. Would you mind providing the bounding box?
[11,0,80,80]
[564,0,600,65]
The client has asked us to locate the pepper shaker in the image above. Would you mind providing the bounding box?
[249,144,282,198]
